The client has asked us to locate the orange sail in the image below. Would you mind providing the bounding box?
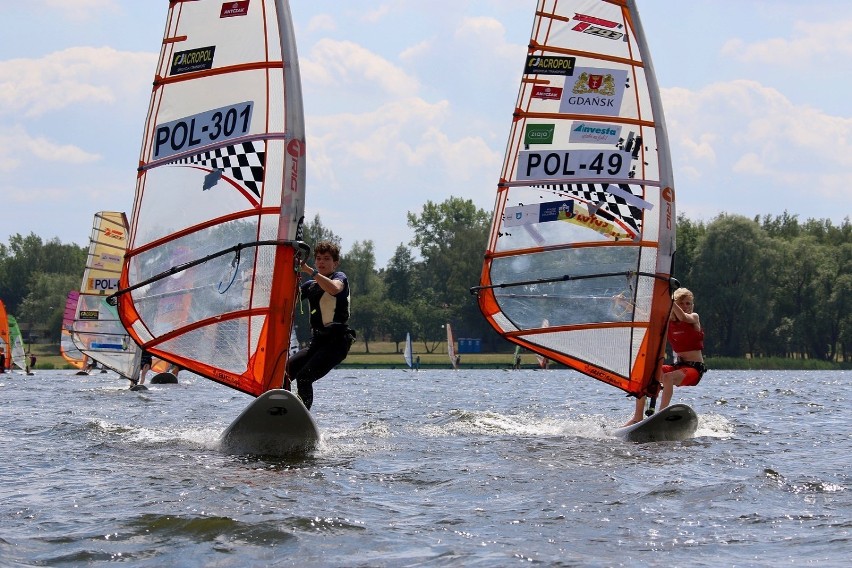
[112,1,307,397]
[472,0,675,398]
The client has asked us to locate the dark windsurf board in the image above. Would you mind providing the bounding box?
[614,403,698,443]
[150,372,178,384]
[219,389,320,456]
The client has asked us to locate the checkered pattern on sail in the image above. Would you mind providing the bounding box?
[171,141,265,198]
[539,183,642,236]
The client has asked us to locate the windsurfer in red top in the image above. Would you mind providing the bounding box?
[624,287,707,425]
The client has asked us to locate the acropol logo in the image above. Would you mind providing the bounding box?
[221,1,250,18]
[569,121,621,144]
[524,55,576,76]
[170,46,216,76]
[524,124,555,145]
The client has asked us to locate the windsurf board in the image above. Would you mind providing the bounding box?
[150,372,178,384]
[614,403,698,443]
[219,389,320,456]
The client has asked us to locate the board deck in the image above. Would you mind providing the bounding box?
[150,372,178,384]
[613,403,698,443]
[219,389,320,457]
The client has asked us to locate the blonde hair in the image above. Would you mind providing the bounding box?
[673,287,694,302]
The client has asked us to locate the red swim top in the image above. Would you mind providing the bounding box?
[668,320,704,353]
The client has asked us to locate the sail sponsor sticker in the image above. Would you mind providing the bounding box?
[524,124,555,145]
[571,13,624,41]
[531,86,563,101]
[516,149,632,180]
[524,55,576,76]
[170,46,216,75]
[88,278,119,293]
[220,1,250,18]
[79,310,99,320]
[503,200,633,239]
[153,101,254,159]
[99,252,122,265]
[103,227,124,240]
[559,67,628,117]
[569,121,622,144]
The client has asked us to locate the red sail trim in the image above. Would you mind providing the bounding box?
[127,208,281,257]
[485,239,659,260]
[515,110,655,128]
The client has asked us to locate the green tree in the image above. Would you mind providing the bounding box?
[769,236,825,358]
[384,244,417,304]
[381,301,415,352]
[18,273,80,343]
[348,290,384,353]
[300,213,342,252]
[1,234,85,313]
[407,197,491,339]
[343,240,380,298]
[674,214,705,283]
[690,215,773,357]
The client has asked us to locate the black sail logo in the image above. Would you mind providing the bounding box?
[170,46,216,75]
[524,55,576,76]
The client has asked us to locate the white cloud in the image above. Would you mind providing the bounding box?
[722,19,852,64]
[0,47,156,118]
[306,14,337,34]
[400,40,433,62]
[301,39,420,97]
[663,79,852,214]
[0,125,100,173]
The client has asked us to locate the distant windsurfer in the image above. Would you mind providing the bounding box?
[624,287,706,425]
[285,241,354,410]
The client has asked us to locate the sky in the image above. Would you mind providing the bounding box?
[2,0,851,267]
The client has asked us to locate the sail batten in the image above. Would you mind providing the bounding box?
[475,0,674,398]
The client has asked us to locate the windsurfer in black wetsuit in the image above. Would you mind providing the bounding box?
[285,241,354,410]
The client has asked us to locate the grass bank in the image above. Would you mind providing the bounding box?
[18,342,850,371]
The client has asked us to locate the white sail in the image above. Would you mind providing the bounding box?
[403,332,413,368]
[473,0,675,398]
[113,0,308,397]
[72,212,139,379]
[446,323,458,370]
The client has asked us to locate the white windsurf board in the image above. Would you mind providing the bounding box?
[219,389,320,456]
[614,403,698,443]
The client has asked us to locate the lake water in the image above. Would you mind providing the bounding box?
[0,368,849,567]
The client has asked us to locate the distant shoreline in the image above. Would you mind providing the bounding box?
[24,349,849,372]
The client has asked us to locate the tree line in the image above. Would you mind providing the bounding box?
[1,203,849,361]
